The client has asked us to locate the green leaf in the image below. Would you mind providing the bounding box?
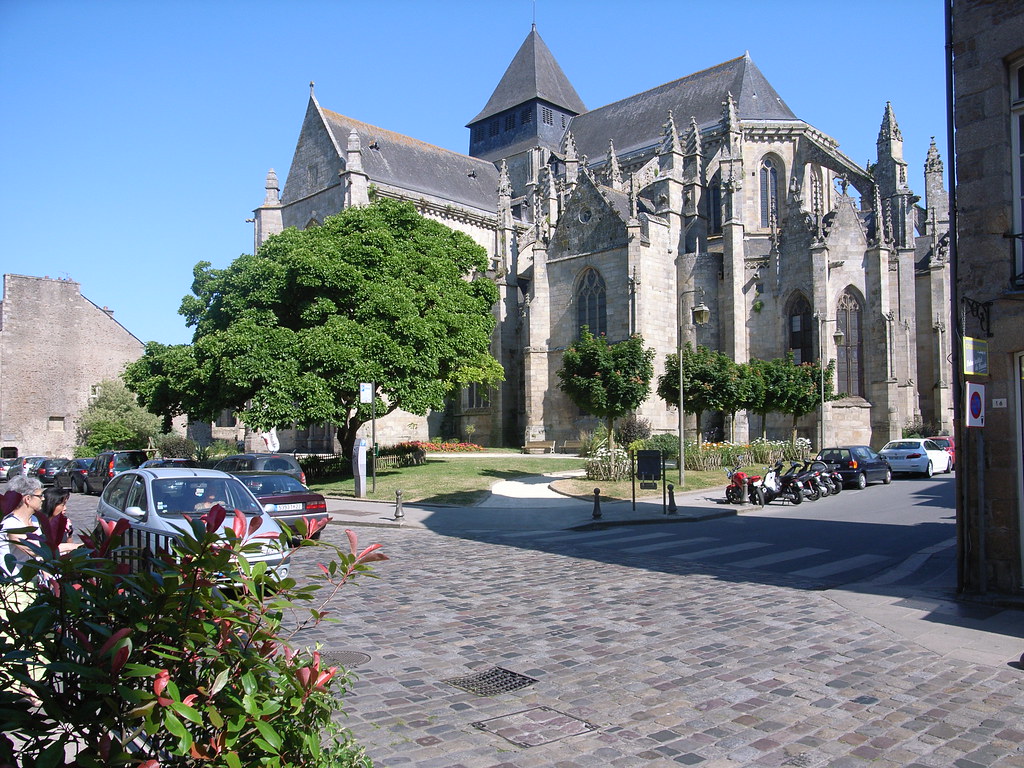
[164,710,187,738]
[254,719,283,751]
[210,667,230,696]
[225,752,243,768]
[170,701,203,725]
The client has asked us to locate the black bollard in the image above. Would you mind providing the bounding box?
[394,489,404,521]
[667,483,677,515]
[592,488,602,519]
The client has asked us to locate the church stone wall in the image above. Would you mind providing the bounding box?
[0,275,144,458]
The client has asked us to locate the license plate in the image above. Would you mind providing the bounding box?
[273,503,304,511]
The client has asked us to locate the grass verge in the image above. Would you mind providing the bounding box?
[308,454,752,504]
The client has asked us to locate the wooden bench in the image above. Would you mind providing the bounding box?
[522,440,555,454]
[559,440,583,454]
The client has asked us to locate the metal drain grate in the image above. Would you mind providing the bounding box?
[318,650,371,668]
[443,666,538,696]
[472,706,598,747]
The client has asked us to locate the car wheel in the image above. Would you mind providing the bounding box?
[73,476,84,493]
[882,469,892,485]
[945,456,953,474]
[854,472,867,490]
[924,461,934,478]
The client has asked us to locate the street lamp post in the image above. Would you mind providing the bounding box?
[814,312,845,450]
[679,290,711,486]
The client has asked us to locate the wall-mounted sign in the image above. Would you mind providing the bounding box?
[963,337,989,376]
[965,382,985,428]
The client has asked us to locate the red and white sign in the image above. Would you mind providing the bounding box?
[966,382,985,428]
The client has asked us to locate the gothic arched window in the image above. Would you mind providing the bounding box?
[576,268,607,337]
[836,290,864,397]
[787,295,813,364]
[709,176,722,234]
[760,157,779,228]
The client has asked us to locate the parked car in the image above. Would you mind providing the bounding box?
[1,458,18,481]
[34,458,70,486]
[95,468,290,579]
[879,438,953,477]
[232,471,329,539]
[140,458,200,469]
[926,435,955,471]
[814,446,892,489]
[85,450,151,495]
[214,454,306,485]
[54,458,94,492]
[8,455,47,480]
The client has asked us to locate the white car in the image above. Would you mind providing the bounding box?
[95,468,290,579]
[879,439,953,477]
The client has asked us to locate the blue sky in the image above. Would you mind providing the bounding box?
[0,0,947,346]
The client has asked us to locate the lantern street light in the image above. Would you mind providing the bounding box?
[679,289,711,486]
[814,312,845,449]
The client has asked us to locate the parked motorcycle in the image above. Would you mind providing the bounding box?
[725,464,765,506]
[756,461,803,505]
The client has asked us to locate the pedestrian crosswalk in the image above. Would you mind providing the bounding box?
[469,527,925,586]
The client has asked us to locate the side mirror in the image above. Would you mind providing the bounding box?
[123,506,145,518]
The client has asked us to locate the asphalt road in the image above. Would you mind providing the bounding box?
[459,473,958,591]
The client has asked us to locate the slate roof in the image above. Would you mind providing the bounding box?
[469,25,586,125]
[569,54,798,160]
[321,108,499,214]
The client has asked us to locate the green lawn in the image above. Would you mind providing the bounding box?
[307,454,742,505]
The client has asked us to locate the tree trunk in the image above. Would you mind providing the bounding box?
[335,419,364,460]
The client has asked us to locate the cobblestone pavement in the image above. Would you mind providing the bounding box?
[289,526,1024,768]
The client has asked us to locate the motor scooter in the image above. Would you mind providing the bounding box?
[784,462,822,501]
[757,461,803,505]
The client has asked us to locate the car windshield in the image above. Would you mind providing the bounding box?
[114,452,147,470]
[931,438,951,448]
[817,450,850,462]
[241,475,306,495]
[151,477,263,518]
[883,441,921,451]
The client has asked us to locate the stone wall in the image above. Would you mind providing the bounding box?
[0,274,144,458]
[951,0,1024,594]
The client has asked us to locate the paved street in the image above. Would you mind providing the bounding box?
[290,524,1024,768]
[30,477,1024,766]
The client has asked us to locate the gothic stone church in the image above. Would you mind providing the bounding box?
[250,27,951,452]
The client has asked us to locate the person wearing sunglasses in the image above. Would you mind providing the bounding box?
[2,476,45,577]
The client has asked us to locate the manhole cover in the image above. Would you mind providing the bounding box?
[472,706,598,747]
[443,666,537,696]
[318,650,371,668]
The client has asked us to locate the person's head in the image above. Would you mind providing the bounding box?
[41,486,70,520]
[8,475,43,516]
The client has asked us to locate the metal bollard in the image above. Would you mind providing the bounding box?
[667,483,677,515]
[394,489,404,521]
[592,488,602,519]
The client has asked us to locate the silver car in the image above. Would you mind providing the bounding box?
[95,468,290,579]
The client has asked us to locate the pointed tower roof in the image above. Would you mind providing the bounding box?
[469,25,586,124]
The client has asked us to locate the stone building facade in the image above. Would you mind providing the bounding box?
[950,0,1024,597]
[252,27,951,452]
[0,274,144,458]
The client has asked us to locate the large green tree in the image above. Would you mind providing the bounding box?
[556,330,655,454]
[77,379,162,453]
[746,354,839,442]
[124,198,503,457]
[657,344,744,444]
